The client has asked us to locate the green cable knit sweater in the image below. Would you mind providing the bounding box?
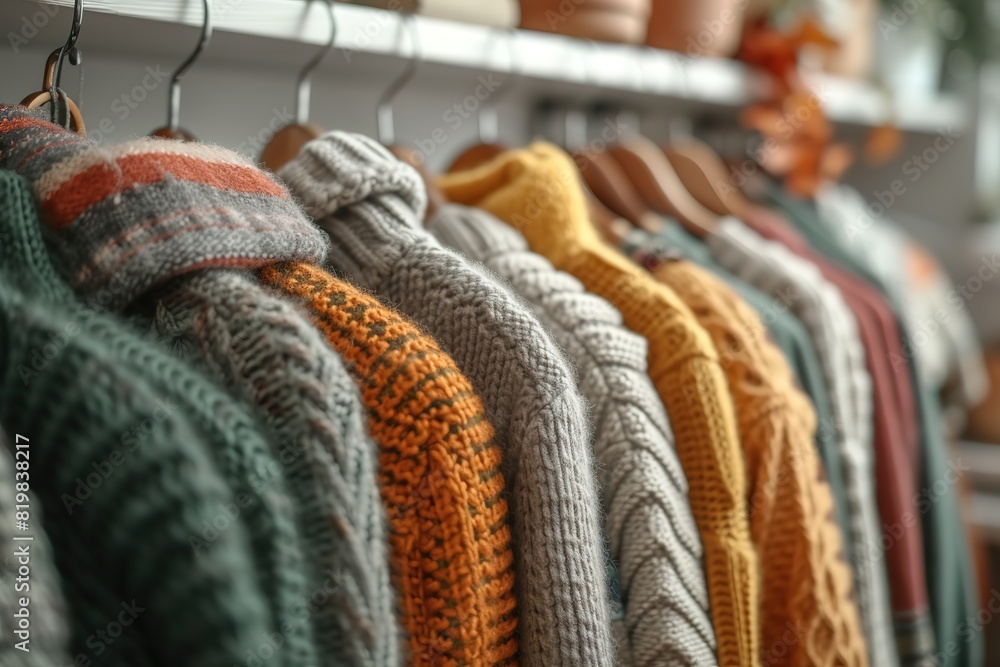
[0,170,279,665]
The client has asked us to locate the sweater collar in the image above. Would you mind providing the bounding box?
[436,142,604,263]
[277,131,427,287]
[0,105,329,310]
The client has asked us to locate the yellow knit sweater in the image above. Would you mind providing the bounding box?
[440,144,761,667]
[649,259,868,667]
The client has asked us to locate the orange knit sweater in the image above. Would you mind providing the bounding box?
[439,145,760,667]
[259,262,519,667]
[649,259,868,667]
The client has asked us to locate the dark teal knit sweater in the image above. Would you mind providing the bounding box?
[0,171,305,666]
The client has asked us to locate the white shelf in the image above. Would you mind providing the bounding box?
[16,0,966,132]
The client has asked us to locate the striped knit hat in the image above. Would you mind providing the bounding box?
[0,104,329,306]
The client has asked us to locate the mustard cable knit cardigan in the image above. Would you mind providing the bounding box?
[439,144,761,667]
[646,258,868,667]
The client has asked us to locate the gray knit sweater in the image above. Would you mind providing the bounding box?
[0,437,70,667]
[430,206,719,667]
[9,129,401,667]
[280,132,614,667]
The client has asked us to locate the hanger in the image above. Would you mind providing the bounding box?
[376,13,446,222]
[607,130,719,238]
[21,0,86,135]
[447,28,518,173]
[569,107,662,234]
[663,136,751,218]
[551,106,633,244]
[150,0,213,140]
[260,0,336,172]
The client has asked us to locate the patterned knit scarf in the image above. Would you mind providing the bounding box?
[0,104,329,305]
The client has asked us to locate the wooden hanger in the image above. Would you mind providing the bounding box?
[260,0,335,170]
[663,137,751,218]
[607,134,719,237]
[22,48,86,135]
[23,1,86,136]
[572,148,662,233]
[149,0,211,141]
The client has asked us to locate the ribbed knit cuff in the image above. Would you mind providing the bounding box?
[279,131,429,285]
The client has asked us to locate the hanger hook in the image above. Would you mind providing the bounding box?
[166,0,213,133]
[296,0,337,126]
[52,0,84,91]
[376,12,421,145]
[477,27,519,145]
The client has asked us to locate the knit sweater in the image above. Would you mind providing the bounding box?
[706,217,899,667]
[619,224,853,547]
[766,189,979,667]
[0,107,399,667]
[258,261,519,667]
[0,281,271,666]
[0,435,70,667]
[440,143,760,667]
[430,206,719,667]
[643,254,867,667]
[279,132,612,667]
[0,164,325,667]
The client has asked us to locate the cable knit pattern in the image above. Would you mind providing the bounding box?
[258,261,519,667]
[644,257,867,667]
[0,285,270,667]
[430,206,719,667]
[279,132,613,667]
[439,144,760,667]
[707,217,916,666]
[0,438,70,667]
[0,107,399,667]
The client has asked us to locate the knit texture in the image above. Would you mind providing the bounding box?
[0,106,400,667]
[0,283,271,667]
[430,206,719,667]
[641,254,868,667]
[279,132,612,667]
[440,143,760,667]
[0,167,326,667]
[258,261,519,667]
[765,188,978,667]
[707,217,911,666]
[619,224,854,547]
[0,436,70,667]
